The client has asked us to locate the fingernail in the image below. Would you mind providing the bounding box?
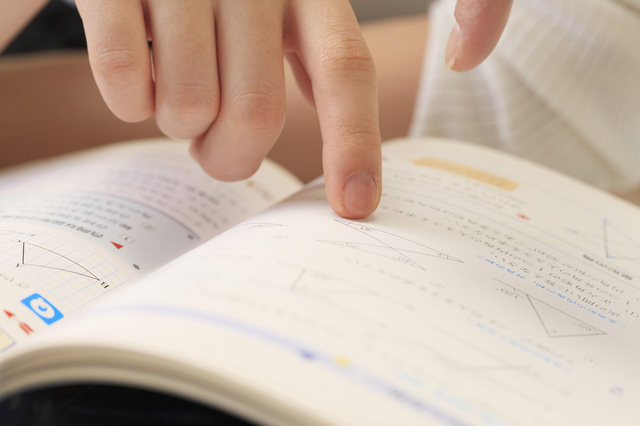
[343,171,378,216]
[445,21,461,70]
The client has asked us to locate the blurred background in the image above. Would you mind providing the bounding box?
[1,0,430,57]
[0,0,432,172]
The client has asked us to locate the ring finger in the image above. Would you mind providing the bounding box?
[147,0,220,140]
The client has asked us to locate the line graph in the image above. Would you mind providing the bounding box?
[0,230,129,311]
[19,242,100,281]
[318,220,462,270]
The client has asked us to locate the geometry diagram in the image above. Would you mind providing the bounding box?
[528,297,606,338]
[287,265,410,320]
[565,218,640,260]
[495,279,606,338]
[289,267,394,300]
[319,220,462,270]
[18,242,100,281]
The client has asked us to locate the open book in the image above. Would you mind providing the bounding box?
[1,137,639,425]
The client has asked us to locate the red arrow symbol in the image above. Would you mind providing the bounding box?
[19,322,35,335]
[4,310,35,335]
[111,242,123,249]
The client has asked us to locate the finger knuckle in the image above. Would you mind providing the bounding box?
[202,158,260,182]
[218,163,260,181]
[333,117,381,149]
[229,82,285,140]
[317,30,375,76]
[163,84,220,128]
[91,47,146,87]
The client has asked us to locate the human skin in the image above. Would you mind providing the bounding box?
[0,0,515,218]
[2,3,639,205]
[74,0,384,220]
[73,0,515,219]
[0,14,426,178]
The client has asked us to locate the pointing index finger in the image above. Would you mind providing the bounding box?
[287,0,382,219]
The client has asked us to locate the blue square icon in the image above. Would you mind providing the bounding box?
[21,293,64,325]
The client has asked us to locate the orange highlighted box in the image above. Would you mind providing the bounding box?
[413,157,519,191]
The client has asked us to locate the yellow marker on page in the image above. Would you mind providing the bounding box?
[414,157,518,191]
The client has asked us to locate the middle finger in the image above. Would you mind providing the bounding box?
[191,0,287,181]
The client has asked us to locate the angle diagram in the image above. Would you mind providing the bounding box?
[18,242,100,281]
[495,279,606,338]
[319,220,462,270]
[286,264,413,322]
[565,218,640,260]
[289,267,403,304]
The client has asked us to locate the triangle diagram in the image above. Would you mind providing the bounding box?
[324,241,427,269]
[320,220,462,270]
[528,297,605,338]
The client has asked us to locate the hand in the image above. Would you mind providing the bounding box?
[445,0,514,72]
[75,0,381,219]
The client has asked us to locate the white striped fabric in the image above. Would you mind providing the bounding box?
[410,0,640,192]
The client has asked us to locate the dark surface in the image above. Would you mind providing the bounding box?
[1,0,86,56]
[0,384,258,426]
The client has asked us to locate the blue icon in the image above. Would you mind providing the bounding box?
[21,293,64,325]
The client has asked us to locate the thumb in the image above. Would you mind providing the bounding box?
[445,0,513,72]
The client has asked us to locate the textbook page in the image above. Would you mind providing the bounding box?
[3,138,640,425]
[0,139,301,354]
